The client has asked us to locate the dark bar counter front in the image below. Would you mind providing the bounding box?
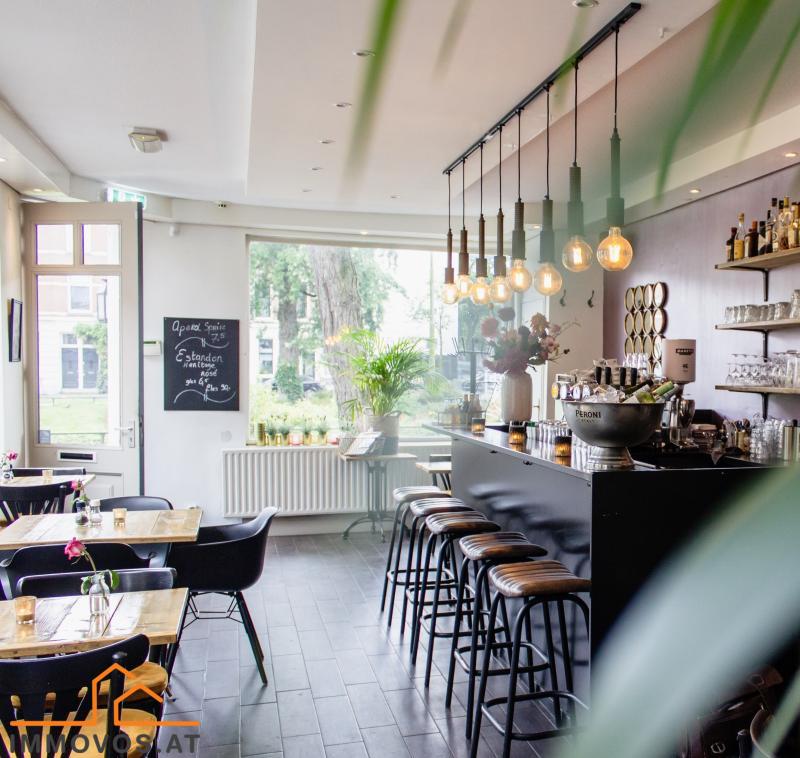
[429,424,772,663]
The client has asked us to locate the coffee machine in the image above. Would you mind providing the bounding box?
[662,339,697,447]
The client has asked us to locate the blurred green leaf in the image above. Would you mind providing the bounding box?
[656,0,774,196]
[761,666,800,753]
[345,0,403,181]
[434,0,472,76]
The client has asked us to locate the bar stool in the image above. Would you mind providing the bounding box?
[412,512,502,683]
[444,532,548,736]
[470,560,591,758]
[380,486,451,619]
[403,498,476,639]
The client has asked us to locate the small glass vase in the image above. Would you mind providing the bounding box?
[1,463,13,481]
[88,573,110,617]
[74,498,89,526]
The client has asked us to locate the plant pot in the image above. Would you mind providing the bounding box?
[303,433,313,446]
[368,414,400,454]
[500,372,533,423]
[274,433,284,447]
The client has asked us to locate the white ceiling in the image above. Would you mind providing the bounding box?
[0,0,794,219]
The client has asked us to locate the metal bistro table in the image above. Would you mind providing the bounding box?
[341,453,416,541]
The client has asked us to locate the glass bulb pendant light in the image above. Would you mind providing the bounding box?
[508,110,532,293]
[441,171,459,304]
[598,28,633,271]
[561,62,592,273]
[470,143,492,305]
[455,159,472,299]
[535,85,563,297]
[489,126,512,303]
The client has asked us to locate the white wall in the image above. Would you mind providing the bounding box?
[142,221,250,519]
[0,181,23,455]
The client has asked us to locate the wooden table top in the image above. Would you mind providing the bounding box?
[415,461,452,474]
[0,588,188,658]
[2,474,96,488]
[0,508,202,550]
[341,453,418,462]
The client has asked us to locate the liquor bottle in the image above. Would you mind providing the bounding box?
[622,379,653,398]
[764,209,773,252]
[624,380,675,404]
[733,213,746,260]
[619,366,627,387]
[780,197,793,249]
[774,200,785,252]
[770,198,779,251]
[790,204,800,249]
[727,227,737,262]
[746,220,759,258]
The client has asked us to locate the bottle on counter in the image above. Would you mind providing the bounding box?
[790,204,800,249]
[745,220,759,258]
[782,420,795,462]
[758,220,768,255]
[734,213,746,260]
[779,197,793,249]
[624,380,674,404]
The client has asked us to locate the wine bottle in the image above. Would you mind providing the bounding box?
[625,380,675,404]
[771,198,780,252]
[780,197,792,249]
[733,213,746,260]
[745,220,759,258]
[790,204,800,249]
[726,227,737,262]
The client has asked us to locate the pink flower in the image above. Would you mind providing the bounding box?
[549,324,561,337]
[480,317,499,339]
[530,313,548,335]
[543,336,556,350]
[71,480,82,492]
[6,451,17,461]
[64,538,85,561]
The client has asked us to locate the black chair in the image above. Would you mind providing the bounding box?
[99,496,174,567]
[168,508,277,684]
[0,634,157,758]
[17,567,177,598]
[11,467,87,477]
[0,482,69,522]
[1,542,151,599]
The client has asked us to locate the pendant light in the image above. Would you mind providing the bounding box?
[534,85,563,297]
[561,62,593,273]
[489,125,512,303]
[597,27,634,271]
[455,159,472,299]
[470,143,491,305]
[508,110,532,293]
[441,171,459,304]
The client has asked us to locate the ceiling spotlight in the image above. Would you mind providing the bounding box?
[572,0,599,7]
[689,187,701,194]
[311,166,323,171]
[128,127,164,153]
[390,195,399,199]
[353,49,374,57]
[785,151,798,158]
[335,102,352,109]
[301,188,312,193]
[360,230,369,235]
[31,188,44,193]
[319,138,335,145]
[531,224,541,230]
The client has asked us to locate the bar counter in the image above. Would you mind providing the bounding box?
[428,424,773,661]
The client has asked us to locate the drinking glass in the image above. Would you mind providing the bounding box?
[786,351,800,387]
[744,304,759,323]
[775,302,791,320]
[791,290,800,320]
[724,306,735,324]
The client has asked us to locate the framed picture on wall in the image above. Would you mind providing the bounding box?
[8,299,21,362]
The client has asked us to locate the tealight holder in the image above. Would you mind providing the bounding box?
[113,507,127,526]
[288,431,304,447]
[471,417,486,434]
[554,433,573,458]
[42,468,54,482]
[508,422,526,446]
[15,595,35,625]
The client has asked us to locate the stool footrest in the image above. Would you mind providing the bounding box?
[480,691,587,742]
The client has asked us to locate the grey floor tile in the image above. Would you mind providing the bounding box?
[273,654,310,692]
[360,725,411,758]
[383,688,439,736]
[205,660,240,699]
[324,622,361,651]
[174,638,210,673]
[306,659,347,699]
[345,683,395,729]
[165,670,206,713]
[266,602,295,628]
[368,653,415,691]
[269,626,302,656]
[298,628,335,661]
[199,745,241,758]
[240,664,277,704]
[277,689,320,738]
[282,734,325,758]
[403,732,451,758]
[314,695,361,746]
[324,744,368,758]
[240,702,282,756]
[158,710,201,755]
[208,629,240,661]
[334,650,376,685]
[201,697,240,747]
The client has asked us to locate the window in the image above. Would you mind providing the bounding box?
[248,240,484,435]
[36,224,73,265]
[69,284,91,312]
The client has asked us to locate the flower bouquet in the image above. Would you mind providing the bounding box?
[0,450,18,480]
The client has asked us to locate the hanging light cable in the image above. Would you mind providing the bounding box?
[597,26,633,271]
[509,109,532,293]
[441,171,459,304]
[455,159,472,299]
[489,125,512,303]
[561,62,593,273]
[534,85,563,297]
[470,142,491,305]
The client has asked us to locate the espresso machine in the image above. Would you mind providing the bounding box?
[662,339,697,447]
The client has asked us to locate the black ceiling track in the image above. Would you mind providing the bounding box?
[442,2,642,175]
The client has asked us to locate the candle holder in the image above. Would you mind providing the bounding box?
[554,433,573,458]
[42,468,53,482]
[471,417,486,435]
[15,595,35,625]
[508,422,526,446]
[113,507,127,526]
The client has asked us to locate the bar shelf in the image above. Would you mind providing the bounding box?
[715,319,800,333]
[715,247,800,272]
[715,384,800,396]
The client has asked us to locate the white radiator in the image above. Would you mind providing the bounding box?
[222,442,449,517]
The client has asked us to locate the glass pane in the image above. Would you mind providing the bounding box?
[36,224,74,265]
[83,224,120,265]
[36,275,121,446]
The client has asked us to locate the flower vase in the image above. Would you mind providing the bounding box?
[88,573,110,617]
[500,371,533,423]
[1,463,12,481]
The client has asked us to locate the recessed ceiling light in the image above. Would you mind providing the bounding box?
[319,138,335,145]
[335,102,352,109]
[360,230,369,235]
[785,151,798,158]
[31,188,44,193]
[353,49,374,57]
[302,189,312,193]
[572,0,598,7]
[531,224,541,229]
[689,187,701,194]
[128,127,164,153]
[390,195,399,199]
[311,166,323,171]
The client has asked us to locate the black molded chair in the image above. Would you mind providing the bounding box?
[11,467,87,477]
[0,482,69,522]
[168,508,277,684]
[0,634,157,758]
[18,567,177,598]
[1,543,151,599]
[99,496,174,567]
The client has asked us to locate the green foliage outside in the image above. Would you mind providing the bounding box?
[39,396,108,445]
[74,322,108,393]
[274,364,303,402]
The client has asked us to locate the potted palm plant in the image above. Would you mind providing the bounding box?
[342,330,434,454]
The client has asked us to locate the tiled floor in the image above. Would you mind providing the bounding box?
[165,532,566,758]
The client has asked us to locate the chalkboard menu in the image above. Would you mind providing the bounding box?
[164,317,239,411]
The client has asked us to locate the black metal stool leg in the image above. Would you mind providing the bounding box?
[542,601,561,726]
[469,592,502,758]
[424,536,452,686]
[501,598,534,758]
[386,504,409,626]
[381,501,406,612]
[407,518,428,650]
[411,532,437,665]
[464,561,491,737]
[445,554,471,709]
[399,515,422,635]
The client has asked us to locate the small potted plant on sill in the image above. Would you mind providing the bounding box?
[276,417,291,447]
[301,417,314,446]
[316,417,330,445]
[265,417,278,446]
[64,538,120,617]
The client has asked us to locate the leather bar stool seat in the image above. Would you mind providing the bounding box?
[489,560,591,598]
[392,486,450,504]
[458,532,547,563]
[425,513,498,536]
[408,499,472,519]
